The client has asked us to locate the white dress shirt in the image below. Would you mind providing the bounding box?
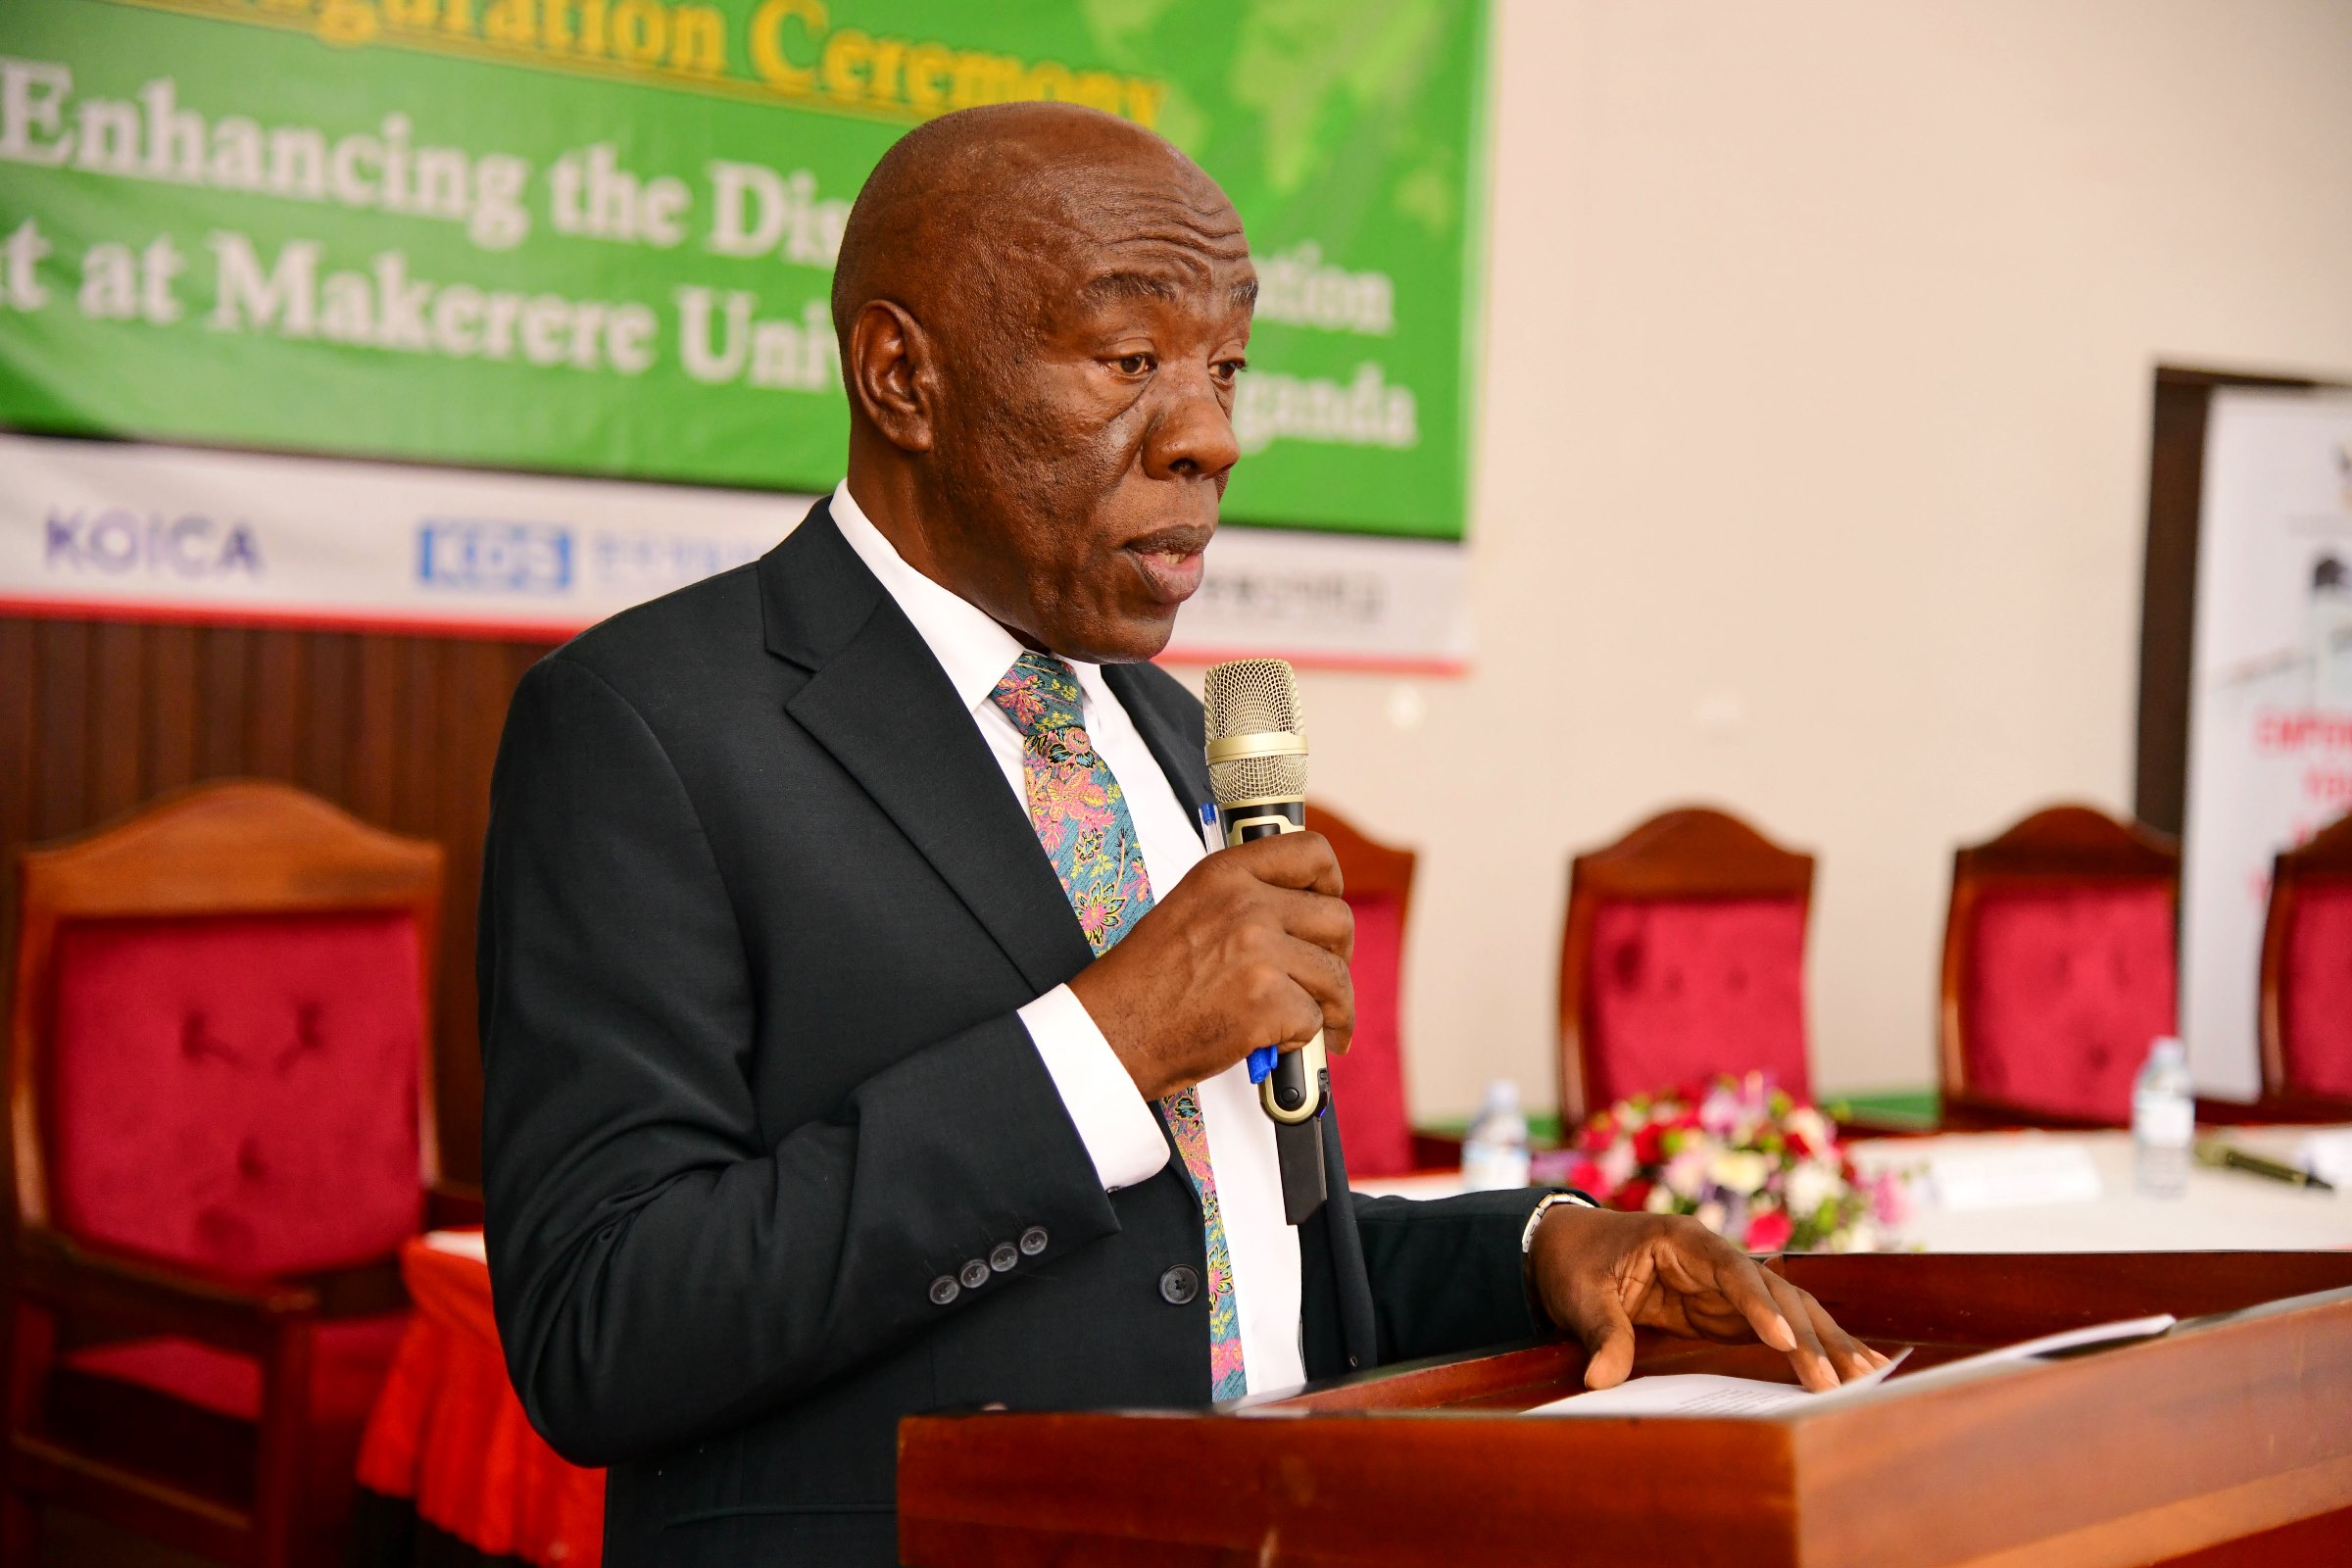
[828,481,1305,1394]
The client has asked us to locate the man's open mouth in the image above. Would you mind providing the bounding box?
[1123,525,1214,605]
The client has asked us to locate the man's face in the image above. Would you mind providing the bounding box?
[923,166,1254,663]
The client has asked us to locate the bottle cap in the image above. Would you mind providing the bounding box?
[2150,1035,2185,1065]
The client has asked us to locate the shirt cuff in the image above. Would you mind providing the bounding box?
[1018,984,1170,1194]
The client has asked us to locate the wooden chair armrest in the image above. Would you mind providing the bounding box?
[1934,1090,2119,1133]
[2193,1091,2352,1127]
[425,1179,485,1230]
[14,1227,318,1353]
[1407,1131,1465,1169]
[1830,1110,1939,1141]
[288,1257,411,1319]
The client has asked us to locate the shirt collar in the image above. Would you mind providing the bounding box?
[828,479,1108,716]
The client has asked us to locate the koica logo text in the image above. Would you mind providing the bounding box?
[45,509,262,575]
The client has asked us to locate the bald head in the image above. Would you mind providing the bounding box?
[831,102,1248,358]
[830,103,1258,664]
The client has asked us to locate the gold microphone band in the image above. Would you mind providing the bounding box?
[1217,798,1308,814]
[1204,731,1308,765]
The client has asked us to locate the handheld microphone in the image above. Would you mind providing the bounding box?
[1203,658,1329,1223]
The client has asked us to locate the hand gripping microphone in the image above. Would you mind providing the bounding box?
[1203,658,1330,1224]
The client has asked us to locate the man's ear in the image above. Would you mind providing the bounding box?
[847,299,936,453]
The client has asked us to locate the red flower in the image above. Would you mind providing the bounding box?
[1579,1116,1616,1152]
[1615,1178,1655,1213]
[1744,1208,1793,1253]
[1632,1124,1666,1165]
[1567,1159,1606,1194]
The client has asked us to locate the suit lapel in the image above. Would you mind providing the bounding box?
[765,506,1094,998]
[1105,663,1210,823]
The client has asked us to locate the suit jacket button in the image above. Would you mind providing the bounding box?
[959,1258,991,1290]
[1019,1226,1049,1256]
[1159,1265,1200,1305]
[929,1275,959,1306]
[989,1243,1019,1273]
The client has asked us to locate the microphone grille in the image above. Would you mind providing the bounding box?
[1202,659,1307,805]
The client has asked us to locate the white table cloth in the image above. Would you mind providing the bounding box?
[1351,1126,2352,1252]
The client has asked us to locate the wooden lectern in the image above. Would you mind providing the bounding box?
[900,1252,2352,1566]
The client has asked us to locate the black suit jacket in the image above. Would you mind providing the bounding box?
[478,499,1553,1565]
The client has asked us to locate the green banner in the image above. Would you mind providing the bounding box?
[0,0,1488,539]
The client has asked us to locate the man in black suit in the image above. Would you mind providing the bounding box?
[479,102,1882,1565]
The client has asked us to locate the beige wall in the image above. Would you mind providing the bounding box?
[1176,0,2352,1122]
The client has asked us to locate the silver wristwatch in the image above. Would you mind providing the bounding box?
[1521,1189,1598,1255]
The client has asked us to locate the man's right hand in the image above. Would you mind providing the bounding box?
[1067,831,1354,1102]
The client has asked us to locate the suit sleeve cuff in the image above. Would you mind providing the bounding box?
[1018,984,1170,1194]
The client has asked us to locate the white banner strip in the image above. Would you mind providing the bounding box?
[0,434,1470,669]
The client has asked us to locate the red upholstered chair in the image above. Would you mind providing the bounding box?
[4,781,460,1568]
[1937,805,2179,1128]
[1305,804,1418,1178]
[1555,808,1814,1126]
[2260,810,2352,1108]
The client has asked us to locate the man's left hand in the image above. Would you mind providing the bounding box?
[1529,1206,1888,1392]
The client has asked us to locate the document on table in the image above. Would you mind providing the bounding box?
[1925,1142,2104,1210]
[1531,1314,2178,1418]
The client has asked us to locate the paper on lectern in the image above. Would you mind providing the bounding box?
[1532,1313,2180,1419]
[1531,1348,1909,1417]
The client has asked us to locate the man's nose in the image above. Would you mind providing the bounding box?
[1142,367,1242,482]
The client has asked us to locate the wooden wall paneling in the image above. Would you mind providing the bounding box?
[33,622,88,843]
[1,622,32,823]
[197,625,247,779]
[393,637,445,843]
[89,622,146,824]
[0,612,557,1190]
[431,643,511,1182]
[0,618,33,1009]
[141,623,201,801]
[299,631,352,805]
[349,637,402,827]
[245,628,304,782]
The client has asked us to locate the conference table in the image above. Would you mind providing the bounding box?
[354,1124,2352,1568]
[1357,1123,2352,1252]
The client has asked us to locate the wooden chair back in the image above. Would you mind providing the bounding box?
[1938,804,2179,1126]
[1305,804,1418,1177]
[1555,807,1815,1126]
[2260,810,2352,1102]
[11,779,447,1237]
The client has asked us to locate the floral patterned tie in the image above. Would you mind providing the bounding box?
[988,651,1248,1399]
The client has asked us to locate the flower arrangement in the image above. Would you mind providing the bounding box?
[1534,1073,1908,1252]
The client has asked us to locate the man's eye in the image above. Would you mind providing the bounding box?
[1212,359,1247,383]
[1115,353,1154,375]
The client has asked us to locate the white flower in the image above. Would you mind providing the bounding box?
[1709,1150,1770,1196]
[1786,1159,1842,1221]
[1643,1184,1677,1214]
[1786,1106,1833,1152]
[1598,1142,1637,1189]
[1694,1199,1729,1235]
[1662,1148,1712,1200]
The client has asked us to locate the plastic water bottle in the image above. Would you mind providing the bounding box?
[2132,1036,2194,1198]
[1461,1079,1532,1191]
